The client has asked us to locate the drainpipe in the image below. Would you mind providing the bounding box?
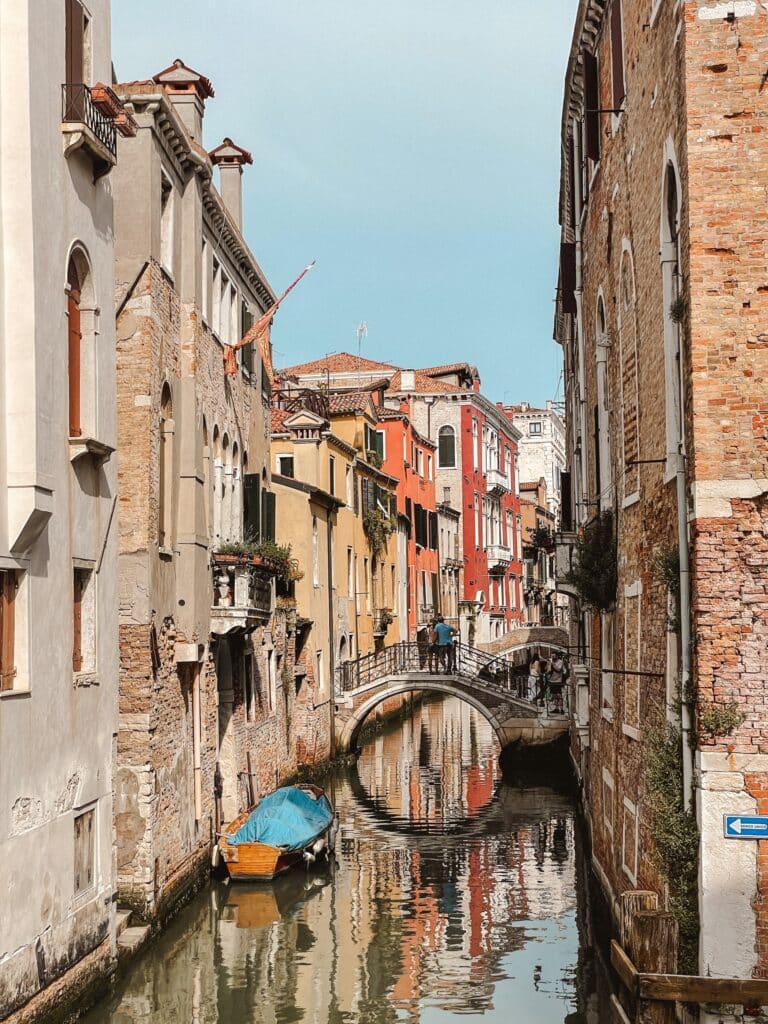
[677,456,693,810]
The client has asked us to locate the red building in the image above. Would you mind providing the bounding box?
[376,403,439,641]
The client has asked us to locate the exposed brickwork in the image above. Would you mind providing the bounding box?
[557,0,768,976]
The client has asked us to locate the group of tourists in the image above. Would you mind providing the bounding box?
[527,651,568,713]
[427,616,458,674]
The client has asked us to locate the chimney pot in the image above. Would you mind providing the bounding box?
[209,137,253,231]
[152,58,214,141]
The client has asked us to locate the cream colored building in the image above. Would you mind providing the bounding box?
[0,1,125,1016]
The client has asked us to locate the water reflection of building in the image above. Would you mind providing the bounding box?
[88,696,580,1023]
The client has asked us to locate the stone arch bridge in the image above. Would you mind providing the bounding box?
[335,631,569,754]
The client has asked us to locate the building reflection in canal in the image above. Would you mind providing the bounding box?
[85,696,604,1024]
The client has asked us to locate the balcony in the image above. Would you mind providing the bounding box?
[61,84,117,178]
[486,543,512,571]
[211,556,274,636]
[486,467,511,495]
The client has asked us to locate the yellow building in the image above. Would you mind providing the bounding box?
[270,390,399,709]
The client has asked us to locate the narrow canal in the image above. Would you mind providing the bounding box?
[85,696,613,1022]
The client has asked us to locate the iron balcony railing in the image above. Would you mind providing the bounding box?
[62,84,117,157]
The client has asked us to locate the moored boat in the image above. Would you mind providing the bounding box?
[219,784,337,882]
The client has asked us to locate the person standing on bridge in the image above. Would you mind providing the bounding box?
[528,653,544,705]
[434,615,457,674]
[427,619,439,673]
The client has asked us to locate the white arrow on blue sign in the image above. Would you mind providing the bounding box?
[724,815,768,839]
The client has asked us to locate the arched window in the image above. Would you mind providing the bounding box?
[661,152,684,470]
[619,247,640,500]
[438,425,456,468]
[221,433,231,543]
[212,427,222,543]
[66,248,96,439]
[159,384,174,549]
[202,416,211,538]
[231,441,241,542]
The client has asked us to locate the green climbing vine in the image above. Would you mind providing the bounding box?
[363,509,395,558]
[645,723,700,973]
[565,512,617,612]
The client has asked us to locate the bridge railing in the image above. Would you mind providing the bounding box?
[336,642,549,706]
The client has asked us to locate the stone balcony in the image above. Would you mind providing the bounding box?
[486,543,512,571]
[211,557,275,636]
[485,467,511,495]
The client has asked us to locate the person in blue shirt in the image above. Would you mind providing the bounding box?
[434,615,457,674]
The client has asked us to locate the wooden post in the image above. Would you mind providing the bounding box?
[620,891,658,950]
[622,899,678,1024]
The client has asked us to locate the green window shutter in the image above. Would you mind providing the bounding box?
[353,470,360,515]
[375,431,385,459]
[261,490,276,542]
[244,474,260,541]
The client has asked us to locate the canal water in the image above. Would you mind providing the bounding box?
[85,696,612,1023]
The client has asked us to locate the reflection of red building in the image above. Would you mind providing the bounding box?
[377,404,439,640]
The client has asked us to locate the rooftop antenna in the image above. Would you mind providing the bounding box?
[356,321,368,382]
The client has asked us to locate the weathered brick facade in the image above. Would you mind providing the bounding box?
[556,0,768,994]
[110,63,324,923]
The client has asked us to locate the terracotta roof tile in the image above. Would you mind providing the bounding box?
[421,362,475,377]
[270,408,290,433]
[387,370,462,395]
[327,391,377,415]
[283,352,397,377]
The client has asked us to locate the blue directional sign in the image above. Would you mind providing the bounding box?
[724,815,768,839]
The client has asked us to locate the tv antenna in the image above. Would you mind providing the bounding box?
[356,321,368,378]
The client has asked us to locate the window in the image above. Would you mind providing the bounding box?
[416,448,424,477]
[0,570,17,692]
[212,260,221,336]
[619,251,640,502]
[427,454,433,481]
[364,424,384,461]
[201,242,209,322]
[623,582,642,738]
[345,465,353,507]
[474,494,480,547]
[583,49,601,164]
[354,555,360,613]
[244,654,254,721]
[529,421,542,435]
[443,486,451,505]
[661,154,684,477]
[438,426,456,468]
[276,454,294,478]
[622,798,639,884]
[65,0,88,88]
[241,303,254,374]
[601,611,614,716]
[610,0,626,115]
[347,548,354,598]
[73,567,95,674]
[159,385,174,550]
[160,172,174,275]
[267,649,276,713]
[316,651,325,697]
[66,250,97,441]
[472,419,479,471]
[364,558,370,614]
[74,808,95,895]
[596,295,613,511]
[329,456,335,496]
[602,769,614,836]
[312,517,319,587]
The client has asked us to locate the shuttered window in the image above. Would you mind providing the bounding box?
[611,0,626,112]
[560,243,577,315]
[438,426,456,468]
[583,50,601,162]
[0,571,16,691]
[73,569,85,673]
[353,470,360,515]
[243,473,260,540]
[65,0,85,86]
[429,511,439,551]
[67,266,82,438]
[261,490,276,542]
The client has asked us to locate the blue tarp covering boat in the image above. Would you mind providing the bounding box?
[229,786,334,851]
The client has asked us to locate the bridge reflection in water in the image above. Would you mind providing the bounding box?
[84,696,611,1024]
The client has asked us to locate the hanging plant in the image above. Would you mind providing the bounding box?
[531,524,555,553]
[565,511,617,612]
[669,296,686,324]
[363,509,395,558]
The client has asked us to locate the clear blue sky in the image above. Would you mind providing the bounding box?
[113,1,576,405]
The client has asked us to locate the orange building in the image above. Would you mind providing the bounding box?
[376,402,439,641]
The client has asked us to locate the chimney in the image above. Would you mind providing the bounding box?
[152,58,214,142]
[400,369,416,391]
[210,138,253,230]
